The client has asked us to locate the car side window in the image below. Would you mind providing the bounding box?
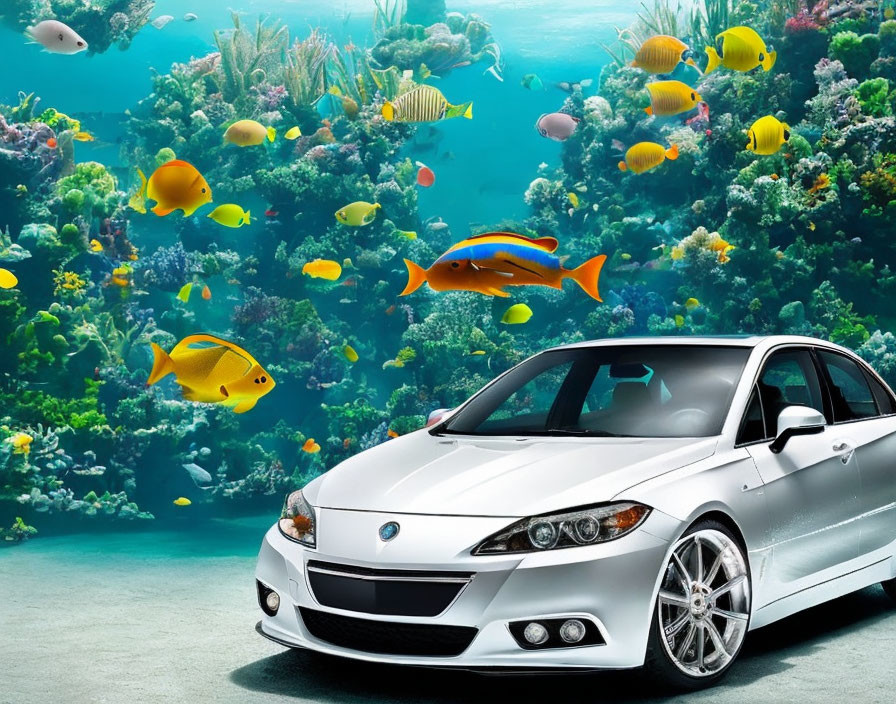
[756,349,825,435]
[863,368,896,415]
[736,385,767,444]
[817,351,878,422]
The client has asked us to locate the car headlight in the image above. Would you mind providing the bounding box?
[472,502,650,555]
[278,490,316,548]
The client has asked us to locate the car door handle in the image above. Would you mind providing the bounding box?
[832,442,849,452]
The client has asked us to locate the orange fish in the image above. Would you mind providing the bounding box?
[400,232,606,300]
[130,160,212,217]
[202,284,211,300]
[385,304,396,315]
[387,429,399,438]
[644,81,702,116]
[302,438,321,454]
[343,438,352,449]
[47,138,58,149]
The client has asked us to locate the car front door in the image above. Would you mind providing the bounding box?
[815,349,896,559]
[741,347,861,592]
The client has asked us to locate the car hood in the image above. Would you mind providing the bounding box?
[305,430,718,517]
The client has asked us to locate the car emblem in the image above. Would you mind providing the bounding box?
[379,522,400,542]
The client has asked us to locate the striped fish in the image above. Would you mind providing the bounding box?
[632,35,692,74]
[381,85,473,123]
[645,80,702,116]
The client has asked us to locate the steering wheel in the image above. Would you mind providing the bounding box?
[667,407,711,433]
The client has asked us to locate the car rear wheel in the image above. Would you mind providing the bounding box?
[643,520,751,691]
[883,578,896,602]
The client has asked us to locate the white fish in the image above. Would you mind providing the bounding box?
[182,462,213,485]
[184,13,199,22]
[152,15,175,30]
[27,20,88,54]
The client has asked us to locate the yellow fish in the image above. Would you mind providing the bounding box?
[685,297,700,310]
[224,120,276,146]
[147,334,275,414]
[645,81,701,116]
[674,314,685,327]
[470,350,487,355]
[397,229,418,240]
[173,497,192,506]
[72,131,95,142]
[567,192,580,208]
[302,438,321,453]
[284,126,302,140]
[620,253,632,260]
[0,268,19,289]
[335,201,381,226]
[746,115,790,155]
[343,345,359,363]
[618,142,679,174]
[632,35,694,74]
[382,85,473,123]
[177,283,193,303]
[705,26,776,74]
[387,429,399,438]
[131,160,212,217]
[302,259,342,280]
[501,303,533,325]
[7,432,32,455]
[89,239,103,252]
[208,204,251,228]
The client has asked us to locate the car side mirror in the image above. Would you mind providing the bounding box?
[769,405,826,454]
[426,408,455,428]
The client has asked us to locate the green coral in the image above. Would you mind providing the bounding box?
[55,162,121,220]
[830,31,881,80]
[854,77,894,116]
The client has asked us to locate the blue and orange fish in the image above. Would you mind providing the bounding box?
[400,232,606,300]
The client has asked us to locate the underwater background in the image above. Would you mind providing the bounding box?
[1,0,896,544]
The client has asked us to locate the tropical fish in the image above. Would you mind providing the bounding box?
[705,26,776,74]
[46,138,57,149]
[387,429,399,438]
[302,259,342,280]
[385,304,396,315]
[173,497,191,506]
[618,142,679,174]
[568,192,580,208]
[284,126,302,140]
[381,85,473,123]
[685,297,700,310]
[224,120,276,147]
[746,115,790,155]
[501,303,533,324]
[675,314,685,327]
[184,13,199,22]
[521,73,544,90]
[416,162,435,187]
[400,232,606,300]
[6,432,32,455]
[335,201,381,226]
[535,112,580,141]
[72,132,94,142]
[177,283,193,303]
[631,35,694,74]
[152,15,175,29]
[208,204,251,228]
[808,173,830,194]
[27,20,88,54]
[397,229,418,240]
[182,463,212,485]
[470,350,486,355]
[109,266,132,288]
[645,81,702,116]
[302,438,321,453]
[201,285,212,301]
[130,160,212,217]
[147,334,275,414]
[89,239,103,252]
[0,268,19,289]
[343,345,359,363]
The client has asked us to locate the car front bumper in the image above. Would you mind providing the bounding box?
[255,507,681,670]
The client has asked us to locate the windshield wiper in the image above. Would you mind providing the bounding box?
[541,429,629,437]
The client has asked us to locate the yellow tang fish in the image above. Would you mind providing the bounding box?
[224,120,276,146]
[705,26,776,74]
[401,232,606,300]
[470,350,487,356]
[746,115,790,155]
[0,268,19,289]
[173,497,192,506]
[208,204,251,228]
[302,259,342,280]
[177,283,193,303]
[645,81,702,116]
[501,303,533,325]
[130,160,212,217]
[72,131,95,142]
[89,239,103,252]
[685,297,700,310]
[632,35,694,74]
[335,201,381,226]
[397,229,418,240]
[147,334,275,414]
[284,126,302,140]
[382,85,473,123]
[7,432,32,455]
[343,345,359,363]
[618,142,679,174]
[567,192,580,208]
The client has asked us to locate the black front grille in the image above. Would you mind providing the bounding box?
[307,560,472,617]
[298,607,478,657]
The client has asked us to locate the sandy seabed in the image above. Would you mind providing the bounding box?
[1,515,895,704]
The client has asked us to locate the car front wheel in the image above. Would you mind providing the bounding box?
[643,520,751,691]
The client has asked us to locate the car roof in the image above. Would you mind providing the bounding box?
[550,335,845,352]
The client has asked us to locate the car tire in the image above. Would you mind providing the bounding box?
[883,578,896,602]
[642,520,751,691]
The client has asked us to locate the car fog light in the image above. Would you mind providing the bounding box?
[523,622,549,646]
[559,619,586,644]
[528,521,559,549]
[265,591,280,614]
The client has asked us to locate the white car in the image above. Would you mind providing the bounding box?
[255,335,896,689]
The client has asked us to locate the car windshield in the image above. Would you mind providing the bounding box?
[439,345,751,438]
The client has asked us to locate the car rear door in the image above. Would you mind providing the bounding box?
[740,347,861,590]
[815,349,896,559]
